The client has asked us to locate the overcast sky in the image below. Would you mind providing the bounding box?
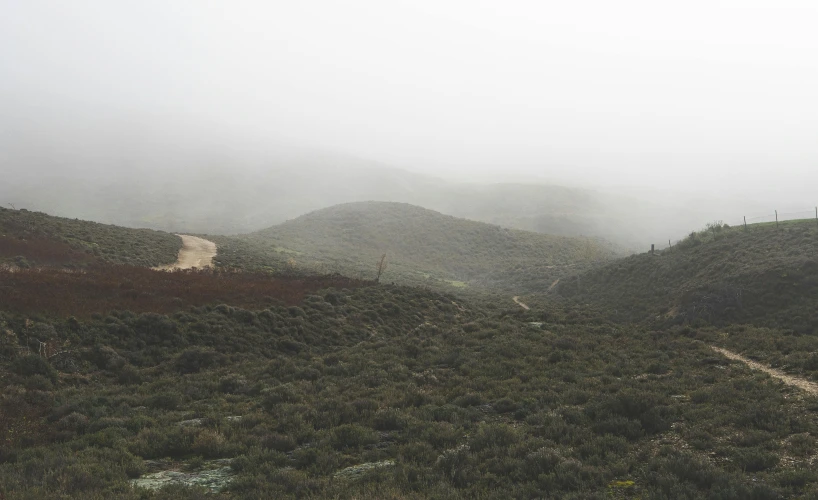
[2,0,818,198]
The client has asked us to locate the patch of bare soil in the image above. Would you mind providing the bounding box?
[710,346,818,395]
[154,235,217,271]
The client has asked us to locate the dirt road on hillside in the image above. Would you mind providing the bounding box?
[710,346,818,395]
[154,235,217,271]
[512,296,530,310]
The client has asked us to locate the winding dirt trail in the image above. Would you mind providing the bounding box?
[710,346,818,395]
[154,235,217,271]
[512,296,530,311]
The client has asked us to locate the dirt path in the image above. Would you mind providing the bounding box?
[512,296,530,311]
[710,346,818,395]
[154,235,217,271]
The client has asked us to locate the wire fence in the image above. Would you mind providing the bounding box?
[732,208,818,228]
[651,207,818,254]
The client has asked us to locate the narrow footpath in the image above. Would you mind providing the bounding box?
[512,296,530,311]
[710,346,818,395]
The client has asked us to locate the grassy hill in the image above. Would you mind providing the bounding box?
[0,207,180,268]
[237,201,619,293]
[558,219,818,332]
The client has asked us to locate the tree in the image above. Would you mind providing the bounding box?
[376,254,388,283]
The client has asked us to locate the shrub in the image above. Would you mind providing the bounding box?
[469,424,519,452]
[146,392,180,410]
[435,445,475,488]
[175,348,224,374]
[261,433,297,452]
[12,354,58,382]
[374,408,408,431]
[191,430,227,458]
[330,424,379,450]
[524,447,561,479]
[731,448,779,472]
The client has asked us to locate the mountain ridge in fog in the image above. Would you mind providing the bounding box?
[0,110,796,250]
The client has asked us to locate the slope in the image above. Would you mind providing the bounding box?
[240,201,618,292]
[558,219,818,331]
[0,207,180,268]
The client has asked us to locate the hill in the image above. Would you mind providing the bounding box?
[2,114,768,249]
[3,206,818,497]
[0,207,181,269]
[557,219,818,332]
[238,201,618,293]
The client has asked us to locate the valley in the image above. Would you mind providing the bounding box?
[1,204,818,499]
[3,3,814,497]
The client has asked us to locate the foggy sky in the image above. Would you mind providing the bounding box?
[3,0,818,200]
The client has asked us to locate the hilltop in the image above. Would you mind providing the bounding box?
[237,201,618,292]
[557,220,818,332]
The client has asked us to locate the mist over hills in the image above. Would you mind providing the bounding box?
[1,114,779,250]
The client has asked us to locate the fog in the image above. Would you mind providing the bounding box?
[3,1,818,247]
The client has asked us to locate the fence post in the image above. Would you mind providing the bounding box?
[815,207,817,224]
[775,210,778,228]
[744,216,747,230]
[668,239,672,251]
[651,244,654,255]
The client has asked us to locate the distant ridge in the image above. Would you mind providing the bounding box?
[240,201,618,292]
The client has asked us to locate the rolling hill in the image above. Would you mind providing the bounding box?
[236,201,619,292]
[557,219,818,332]
[2,112,772,249]
[4,204,818,497]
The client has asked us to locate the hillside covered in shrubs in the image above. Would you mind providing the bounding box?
[0,207,180,268]
[558,220,818,332]
[2,208,818,498]
[240,201,618,292]
[3,279,818,497]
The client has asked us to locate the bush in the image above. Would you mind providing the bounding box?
[373,408,408,431]
[330,424,379,450]
[731,448,779,472]
[469,424,518,452]
[13,354,58,382]
[175,348,225,374]
[146,392,180,410]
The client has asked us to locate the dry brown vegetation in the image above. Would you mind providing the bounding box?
[0,235,98,268]
[0,266,372,319]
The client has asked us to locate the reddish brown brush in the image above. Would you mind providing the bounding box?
[0,265,372,318]
[0,235,98,267]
